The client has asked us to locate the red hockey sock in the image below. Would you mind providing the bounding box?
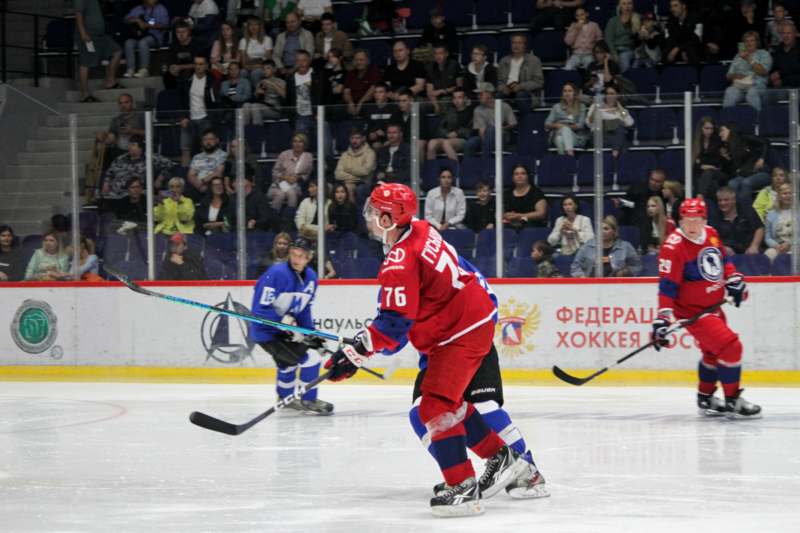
[717,339,743,398]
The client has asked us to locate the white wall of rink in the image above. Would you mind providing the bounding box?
[0,280,797,370]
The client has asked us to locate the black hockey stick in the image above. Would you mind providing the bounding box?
[322,347,386,380]
[189,370,333,435]
[552,299,730,386]
[106,264,356,345]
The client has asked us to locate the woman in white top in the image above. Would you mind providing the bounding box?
[295,181,331,233]
[424,167,467,230]
[547,193,594,256]
[586,83,634,158]
[238,16,273,86]
[640,196,666,255]
[764,183,793,262]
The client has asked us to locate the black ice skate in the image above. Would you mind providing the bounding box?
[276,394,306,412]
[505,456,550,499]
[478,444,529,499]
[725,389,762,420]
[298,398,334,416]
[698,388,727,417]
[430,477,484,518]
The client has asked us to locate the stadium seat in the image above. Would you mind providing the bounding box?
[246,232,275,259]
[244,124,265,156]
[156,125,181,157]
[603,199,624,221]
[441,229,477,258]
[759,105,789,137]
[356,237,384,259]
[109,260,147,281]
[461,33,499,65]
[698,64,729,94]
[129,234,166,263]
[677,106,718,137]
[427,116,441,136]
[184,234,204,254]
[537,154,576,188]
[517,113,549,158]
[659,66,698,96]
[554,254,574,277]
[516,227,552,257]
[334,2,365,32]
[442,0,474,26]
[470,256,497,278]
[101,234,129,263]
[658,150,685,182]
[641,254,658,277]
[622,67,659,97]
[459,157,493,190]
[205,233,237,263]
[476,228,517,260]
[326,231,358,259]
[507,256,536,278]
[503,155,539,188]
[155,90,180,122]
[342,258,382,279]
[511,0,537,25]
[66,212,99,238]
[246,261,260,280]
[422,159,459,191]
[731,254,771,276]
[532,31,568,63]
[635,108,678,142]
[617,151,657,184]
[264,122,292,153]
[359,37,393,66]
[618,226,640,249]
[475,1,510,26]
[204,258,224,280]
[44,18,73,49]
[576,152,616,187]
[406,0,442,29]
[544,70,581,100]
[163,0,194,19]
[719,106,758,134]
[772,253,791,276]
[223,260,239,280]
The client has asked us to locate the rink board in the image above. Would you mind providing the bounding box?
[0,279,798,384]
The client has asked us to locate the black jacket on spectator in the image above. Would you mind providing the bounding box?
[242,189,272,231]
[720,11,762,60]
[177,73,221,125]
[383,59,427,94]
[465,199,496,233]
[114,196,148,222]
[425,58,463,92]
[663,10,705,61]
[362,101,397,139]
[157,248,209,280]
[322,68,348,122]
[620,182,665,228]
[724,133,771,179]
[0,247,25,282]
[284,69,325,130]
[771,42,800,88]
[195,197,236,233]
[434,104,474,140]
[163,37,205,88]
[708,201,764,254]
[375,142,411,183]
[462,63,498,96]
[390,108,431,141]
[328,204,359,233]
[419,21,460,59]
[693,135,725,176]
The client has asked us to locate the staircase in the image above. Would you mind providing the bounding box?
[1,76,162,237]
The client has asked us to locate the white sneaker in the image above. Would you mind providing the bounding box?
[123,69,135,78]
[134,68,149,78]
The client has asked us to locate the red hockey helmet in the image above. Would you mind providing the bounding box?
[366,183,418,227]
[679,198,707,219]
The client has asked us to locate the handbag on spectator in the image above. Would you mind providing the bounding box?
[125,7,154,40]
[602,118,626,134]
[733,76,755,92]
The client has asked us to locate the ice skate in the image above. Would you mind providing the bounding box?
[277,394,306,412]
[478,444,529,499]
[698,388,727,417]
[505,459,550,499]
[725,389,762,420]
[430,477,484,518]
[298,398,334,416]
[432,481,450,496]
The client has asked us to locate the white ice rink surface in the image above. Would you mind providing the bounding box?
[1,383,799,533]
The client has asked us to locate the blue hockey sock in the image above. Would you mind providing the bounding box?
[298,351,320,401]
[474,401,530,462]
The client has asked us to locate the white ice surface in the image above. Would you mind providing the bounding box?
[1,383,799,533]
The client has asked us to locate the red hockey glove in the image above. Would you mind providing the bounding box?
[325,343,369,382]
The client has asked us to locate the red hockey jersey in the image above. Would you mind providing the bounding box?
[367,220,497,355]
[657,226,737,320]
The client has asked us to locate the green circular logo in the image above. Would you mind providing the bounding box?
[11,300,58,354]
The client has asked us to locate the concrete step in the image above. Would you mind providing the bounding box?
[0,206,61,222]
[65,87,156,105]
[5,165,79,180]
[87,77,165,91]
[27,138,96,152]
[47,114,116,127]
[57,101,120,114]
[3,178,73,191]
[36,126,100,140]
[3,192,71,205]
[18,151,91,165]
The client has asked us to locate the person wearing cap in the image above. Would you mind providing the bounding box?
[154,177,195,236]
[249,236,333,415]
[496,33,543,115]
[464,83,517,158]
[157,233,208,281]
[632,12,662,68]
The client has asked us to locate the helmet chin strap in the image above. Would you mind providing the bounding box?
[379,222,398,245]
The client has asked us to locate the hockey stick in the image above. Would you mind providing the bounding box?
[552,299,730,386]
[322,347,387,380]
[189,370,333,435]
[106,264,356,345]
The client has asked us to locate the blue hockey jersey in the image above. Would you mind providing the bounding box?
[249,261,318,342]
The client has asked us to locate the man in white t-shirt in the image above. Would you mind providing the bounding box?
[178,55,220,167]
[496,33,544,115]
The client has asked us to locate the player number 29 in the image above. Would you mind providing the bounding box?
[385,287,406,307]
[658,259,672,274]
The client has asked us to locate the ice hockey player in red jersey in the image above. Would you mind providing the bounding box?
[652,198,761,419]
[325,183,529,517]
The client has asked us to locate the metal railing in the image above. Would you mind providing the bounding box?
[0,9,73,85]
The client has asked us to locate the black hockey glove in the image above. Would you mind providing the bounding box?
[301,335,326,351]
[651,316,671,351]
[725,274,747,308]
[325,342,368,382]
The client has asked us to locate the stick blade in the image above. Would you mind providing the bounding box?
[552,365,592,386]
[105,263,146,293]
[189,411,241,435]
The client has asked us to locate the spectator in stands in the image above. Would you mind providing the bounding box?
[564,5,603,70]
[639,196,667,255]
[390,89,430,155]
[164,21,203,90]
[335,126,376,203]
[24,231,70,282]
[530,0,584,37]
[102,135,172,198]
[497,34,543,115]
[424,167,466,231]
[187,129,227,195]
[663,0,706,67]
[157,233,208,280]
[465,181,496,233]
[210,22,238,84]
[345,49,382,117]
[196,176,234,235]
[363,83,396,153]
[504,164,547,229]
[614,168,666,227]
[709,186,764,256]
[96,93,146,170]
[295,181,330,232]
[764,183,793,262]
[227,0,264,28]
[69,235,101,281]
[720,121,772,202]
[571,215,642,277]
[328,183,359,233]
[722,31,772,113]
[465,83,517,158]
[586,84,633,158]
[545,82,587,157]
[75,0,124,103]
[245,59,286,123]
[155,177,195,235]
[321,48,347,124]
[123,0,169,79]
[256,231,291,277]
[662,179,683,232]
[273,12,315,77]
[532,241,562,278]
[385,41,427,102]
[766,1,790,53]
[223,138,261,194]
[427,87,473,161]
[548,193,594,256]
[264,0,297,40]
[417,6,459,63]
[604,0,640,73]
[220,62,254,121]
[373,122,411,189]
[768,21,800,103]
[582,40,619,95]
[296,0,332,34]
[230,175,272,231]
[720,0,762,60]
[178,56,221,168]
[632,12,662,68]
[238,17,273,87]
[183,0,219,47]
[0,225,25,282]
[110,177,148,234]
[754,167,788,222]
[426,44,463,117]
[269,132,313,210]
[314,12,352,66]
[692,116,727,200]
[462,44,498,95]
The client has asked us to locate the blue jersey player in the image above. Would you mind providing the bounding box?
[249,237,333,415]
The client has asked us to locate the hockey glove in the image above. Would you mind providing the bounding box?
[280,315,304,342]
[325,342,369,382]
[651,316,671,351]
[301,336,326,351]
[725,274,748,308]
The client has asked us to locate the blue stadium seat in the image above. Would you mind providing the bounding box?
[659,66,698,96]
[677,106,718,137]
[129,234,167,263]
[109,260,148,281]
[66,212,99,238]
[641,254,658,276]
[604,199,624,221]
[636,108,678,142]
[163,0,194,19]
[356,237,384,259]
[359,37,393,66]
[476,228,517,260]
[334,2,365,33]
[719,106,758,134]
[544,70,581,100]
[21,234,43,264]
[155,90,180,122]
[772,253,791,276]
[698,64,729,94]
[507,256,536,278]
[246,232,275,259]
[503,155,539,188]
[617,151,657,184]
[618,226,640,249]
[623,68,659,97]
[244,124,265,155]
[470,256,497,278]
[576,152,616,187]
[511,0,537,25]
[475,1,510,25]
[184,233,204,254]
[406,0,441,29]
[554,254,574,277]
[532,31,568,63]
[155,125,181,157]
[583,0,612,27]
[204,258,224,280]
[205,233,237,263]
[459,157,493,190]
[768,147,784,170]
[516,113,549,158]
[334,120,365,153]
[223,259,239,280]
[759,105,789,137]
[731,254,771,276]
[658,150,686,182]
[441,229,476,258]
[326,231,358,259]
[101,234,129,262]
[246,261,259,280]
[45,18,73,48]
[461,33,499,65]
[395,35,421,52]
[537,154,576,188]
[264,122,292,153]
[443,0,475,26]
[427,116,441,136]
[516,227,552,256]
[422,159,459,191]
[342,258,382,279]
